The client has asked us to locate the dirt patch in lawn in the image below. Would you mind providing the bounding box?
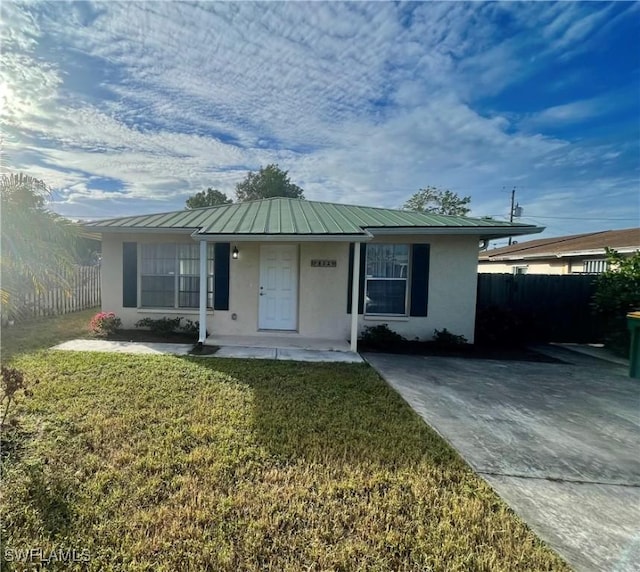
[359,341,565,363]
[189,343,219,356]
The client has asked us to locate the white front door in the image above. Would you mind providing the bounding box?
[259,245,298,330]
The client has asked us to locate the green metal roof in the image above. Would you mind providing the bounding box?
[86,197,542,239]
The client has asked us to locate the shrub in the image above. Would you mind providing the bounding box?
[179,319,200,337]
[360,324,406,347]
[593,248,640,357]
[89,311,122,337]
[433,328,467,347]
[1,366,35,428]
[135,316,183,337]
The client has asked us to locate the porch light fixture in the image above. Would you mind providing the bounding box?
[232,246,239,260]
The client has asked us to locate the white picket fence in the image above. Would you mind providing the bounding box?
[11,265,101,320]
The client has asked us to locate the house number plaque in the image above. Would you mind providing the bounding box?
[311,259,337,268]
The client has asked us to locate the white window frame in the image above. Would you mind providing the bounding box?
[138,243,214,309]
[364,244,410,317]
[582,259,608,274]
[513,265,528,275]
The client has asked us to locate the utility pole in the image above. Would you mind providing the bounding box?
[508,188,516,245]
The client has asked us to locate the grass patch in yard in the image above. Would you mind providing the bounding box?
[1,352,569,571]
[1,309,98,362]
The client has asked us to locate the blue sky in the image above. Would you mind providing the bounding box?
[1,1,638,241]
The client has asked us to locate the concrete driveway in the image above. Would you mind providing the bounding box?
[365,348,640,572]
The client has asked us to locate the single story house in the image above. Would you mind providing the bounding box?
[87,198,543,351]
[478,228,640,275]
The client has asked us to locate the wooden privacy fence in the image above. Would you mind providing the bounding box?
[476,273,603,343]
[12,265,101,320]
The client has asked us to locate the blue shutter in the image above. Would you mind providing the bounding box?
[214,243,230,310]
[122,242,137,308]
[410,244,430,316]
[347,243,367,315]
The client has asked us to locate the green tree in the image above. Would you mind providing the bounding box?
[235,164,305,202]
[185,188,232,209]
[1,173,79,319]
[593,248,640,357]
[404,186,471,216]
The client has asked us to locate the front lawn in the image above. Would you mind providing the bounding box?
[1,352,568,571]
[0,308,98,361]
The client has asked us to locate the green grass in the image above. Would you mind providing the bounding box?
[1,308,97,361]
[1,351,568,571]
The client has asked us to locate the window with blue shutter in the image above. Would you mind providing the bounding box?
[347,242,430,317]
[347,243,366,314]
[214,243,230,310]
[409,244,430,317]
[122,242,138,308]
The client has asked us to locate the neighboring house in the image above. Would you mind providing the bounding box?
[479,228,640,275]
[86,198,542,351]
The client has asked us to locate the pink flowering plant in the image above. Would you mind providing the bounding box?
[89,311,122,337]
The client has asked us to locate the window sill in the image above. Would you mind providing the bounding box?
[363,314,409,322]
[137,308,214,314]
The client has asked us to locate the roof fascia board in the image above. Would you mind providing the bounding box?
[556,247,639,257]
[87,227,196,234]
[483,254,555,262]
[189,231,373,243]
[484,246,639,262]
[369,226,544,238]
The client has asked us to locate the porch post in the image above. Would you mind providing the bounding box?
[198,239,207,344]
[350,242,360,352]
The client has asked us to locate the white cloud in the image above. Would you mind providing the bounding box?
[0,1,637,236]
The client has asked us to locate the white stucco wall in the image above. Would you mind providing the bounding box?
[353,235,480,342]
[299,242,351,339]
[101,232,480,343]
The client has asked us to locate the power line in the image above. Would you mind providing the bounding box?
[486,214,637,221]
[522,215,637,221]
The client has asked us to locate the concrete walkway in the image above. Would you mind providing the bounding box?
[365,348,640,572]
[52,339,193,355]
[51,339,363,363]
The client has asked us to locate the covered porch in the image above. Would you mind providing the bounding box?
[196,238,363,353]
